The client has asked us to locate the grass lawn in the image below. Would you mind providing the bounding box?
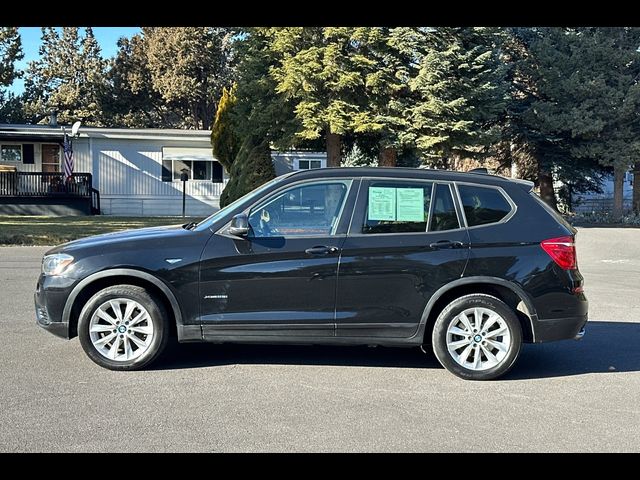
[0,216,205,246]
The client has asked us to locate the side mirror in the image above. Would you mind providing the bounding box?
[228,213,249,237]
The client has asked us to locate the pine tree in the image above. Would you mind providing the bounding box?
[231,28,303,150]
[0,27,22,88]
[351,27,419,167]
[0,27,24,123]
[143,27,236,129]
[104,34,177,128]
[406,27,508,169]
[268,27,384,167]
[500,27,640,214]
[24,27,108,125]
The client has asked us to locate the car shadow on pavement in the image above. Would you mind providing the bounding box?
[151,321,639,380]
[505,321,640,380]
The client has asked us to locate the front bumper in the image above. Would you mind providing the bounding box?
[533,314,588,343]
[35,274,75,339]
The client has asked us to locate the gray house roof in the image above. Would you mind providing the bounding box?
[0,124,212,142]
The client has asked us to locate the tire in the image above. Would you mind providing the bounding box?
[431,294,522,381]
[78,285,170,371]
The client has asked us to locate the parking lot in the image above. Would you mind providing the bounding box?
[1,227,639,452]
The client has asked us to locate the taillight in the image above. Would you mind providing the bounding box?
[541,236,577,270]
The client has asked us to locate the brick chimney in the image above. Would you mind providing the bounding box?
[49,110,58,127]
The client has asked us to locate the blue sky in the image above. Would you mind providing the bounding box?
[11,27,141,93]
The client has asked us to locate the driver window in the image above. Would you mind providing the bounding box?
[248,181,350,238]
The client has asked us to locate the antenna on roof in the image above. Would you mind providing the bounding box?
[469,167,489,174]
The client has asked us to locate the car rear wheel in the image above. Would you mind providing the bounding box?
[78,285,169,371]
[432,294,522,380]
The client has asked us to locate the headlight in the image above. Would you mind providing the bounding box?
[42,254,74,276]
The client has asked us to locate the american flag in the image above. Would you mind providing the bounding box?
[62,133,74,182]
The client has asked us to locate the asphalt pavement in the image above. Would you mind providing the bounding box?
[0,227,638,452]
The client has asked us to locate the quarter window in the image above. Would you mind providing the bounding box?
[363,181,433,234]
[458,185,512,226]
[248,181,350,238]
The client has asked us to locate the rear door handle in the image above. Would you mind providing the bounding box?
[429,240,465,249]
[305,245,339,255]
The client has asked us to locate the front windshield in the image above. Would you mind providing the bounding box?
[193,175,288,232]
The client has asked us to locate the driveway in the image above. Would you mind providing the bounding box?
[0,227,638,452]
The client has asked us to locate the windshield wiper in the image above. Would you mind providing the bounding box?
[182,221,198,230]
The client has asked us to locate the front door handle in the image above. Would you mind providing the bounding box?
[305,245,339,255]
[429,240,465,249]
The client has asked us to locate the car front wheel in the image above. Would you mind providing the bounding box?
[432,294,523,380]
[78,285,169,371]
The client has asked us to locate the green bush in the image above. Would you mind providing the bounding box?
[220,137,275,207]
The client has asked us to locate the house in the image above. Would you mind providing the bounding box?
[571,171,634,213]
[0,122,327,217]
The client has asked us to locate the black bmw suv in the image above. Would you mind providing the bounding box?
[35,167,587,380]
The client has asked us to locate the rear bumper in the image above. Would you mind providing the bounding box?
[533,314,588,343]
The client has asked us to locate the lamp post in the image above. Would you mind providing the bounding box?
[180,168,189,218]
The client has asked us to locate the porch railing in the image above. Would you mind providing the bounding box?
[0,172,93,197]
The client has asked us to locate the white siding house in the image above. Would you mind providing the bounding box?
[0,123,327,216]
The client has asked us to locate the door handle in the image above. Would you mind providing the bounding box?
[429,240,465,249]
[305,245,339,255]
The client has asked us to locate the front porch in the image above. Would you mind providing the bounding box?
[0,170,100,215]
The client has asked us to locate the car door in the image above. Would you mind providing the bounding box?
[199,178,358,339]
[336,179,470,338]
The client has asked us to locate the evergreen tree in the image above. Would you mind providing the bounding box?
[24,27,108,125]
[406,27,508,169]
[211,85,240,172]
[143,27,236,129]
[220,136,275,207]
[574,28,640,217]
[105,35,175,128]
[268,27,384,167]
[500,27,640,214]
[0,27,24,123]
[350,27,416,166]
[0,27,22,88]
[231,28,301,150]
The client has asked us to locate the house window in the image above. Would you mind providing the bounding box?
[41,144,61,173]
[297,159,324,170]
[161,159,223,183]
[0,144,22,162]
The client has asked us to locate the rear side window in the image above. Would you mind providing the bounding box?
[458,185,512,227]
[363,181,433,234]
[430,184,460,231]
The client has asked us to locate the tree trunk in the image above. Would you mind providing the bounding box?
[612,165,625,219]
[632,163,640,215]
[510,143,519,178]
[510,161,519,179]
[378,146,397,167]
[326,131,341,168]
[538,165,558,211]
